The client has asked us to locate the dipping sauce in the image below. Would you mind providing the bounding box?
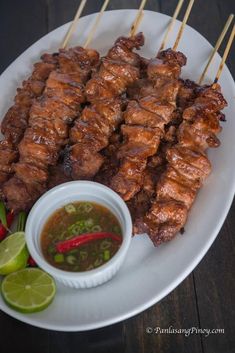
[41,202,122,272]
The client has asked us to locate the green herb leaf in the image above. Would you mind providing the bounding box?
[54,253,64,263]
[16,211,27,232]
[103,250,110,261]
[0,201,7,228]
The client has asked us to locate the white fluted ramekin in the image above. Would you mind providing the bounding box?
[25,181,132,289]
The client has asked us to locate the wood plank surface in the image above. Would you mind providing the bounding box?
[0,1,234,352]
[0,0,48,72]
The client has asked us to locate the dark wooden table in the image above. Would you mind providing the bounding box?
[0,1,235,352]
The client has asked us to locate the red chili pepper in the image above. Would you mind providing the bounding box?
[27,255,37,267]
[0,211,14,241]
[56,232,122,253]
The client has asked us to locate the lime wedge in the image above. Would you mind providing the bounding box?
[0,232,28,275]
[1,268,56,313]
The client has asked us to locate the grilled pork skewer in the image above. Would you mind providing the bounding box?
[0,0,93,188]
[108,0,196,201]
[3,47,99,211]
[109,49,186,200]
[64,32,145,180]
[132,21,235,245]
[0,54,58,185]
[134,83,227,245]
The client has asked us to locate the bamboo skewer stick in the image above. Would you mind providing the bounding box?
[84,0,110,48]
[198,14,234,84]
[61,0,87,49]
[129,0,148,36]
[214,24,235,83]
[173,0,195,51]
[131,10,144,36]
[159,0,185,51]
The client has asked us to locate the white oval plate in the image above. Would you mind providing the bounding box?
[0,9,234,332]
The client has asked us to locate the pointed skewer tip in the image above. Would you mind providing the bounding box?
[61,0,87,49]
[173,0,195,51]
[199,13,234,84]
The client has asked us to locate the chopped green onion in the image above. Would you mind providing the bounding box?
[94,258,103,267]
[92,225,102,232]
[68,220,88,236]
[66,255,76,265]
[54,253,64,263]
[85,218,94,227]
[79,250,88,260]
[84,203,93,213]
[103,250,110,261]
[100,239,111,250]
[65,204,76,214]
[0,201,7,228]
[70,224,81,235]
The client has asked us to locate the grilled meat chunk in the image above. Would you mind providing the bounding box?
[0,54,58,186]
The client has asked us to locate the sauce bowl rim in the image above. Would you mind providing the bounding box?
[25,181,133,283]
